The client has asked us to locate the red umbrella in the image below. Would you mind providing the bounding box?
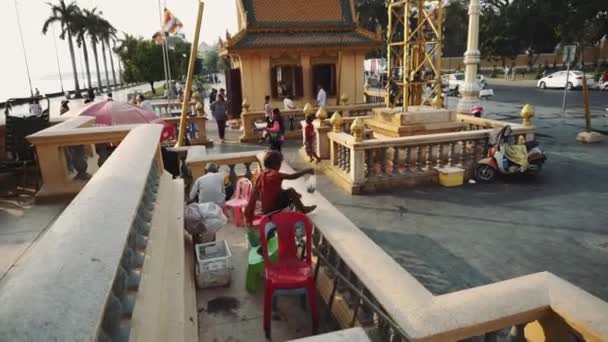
[79,100,175,141]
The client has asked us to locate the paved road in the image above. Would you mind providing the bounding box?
[285,83,608,301]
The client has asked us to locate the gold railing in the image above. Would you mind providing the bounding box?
[239,103,382,143]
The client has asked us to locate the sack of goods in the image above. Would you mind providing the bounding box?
[185,202,228,242]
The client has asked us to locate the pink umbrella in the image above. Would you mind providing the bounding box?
[79,100,175,141]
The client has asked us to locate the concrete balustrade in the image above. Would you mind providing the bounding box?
[0,125,197,341]
[161,116,211,146]
[277,160,608,341]
[186,148,264,184]
[150,101,196,117]
[27,116,142,198]
[240,103,382,143]
[324,116,536,194]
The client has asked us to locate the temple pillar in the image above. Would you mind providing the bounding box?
[457,0,481,115]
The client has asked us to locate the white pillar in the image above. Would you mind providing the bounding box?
[457,0,481,114]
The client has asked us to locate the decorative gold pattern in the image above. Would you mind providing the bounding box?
[316,106,328,121]
[340,93,349,105]
[303,103,314,116]
[330,112,343,132]
[521,104,535,127]
[351,117,365,142]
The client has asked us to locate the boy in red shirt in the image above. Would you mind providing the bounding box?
[245,151,316,225]
[304,115,321,163]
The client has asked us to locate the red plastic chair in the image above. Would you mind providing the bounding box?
[258,212,319,338]
[225,178,253,226]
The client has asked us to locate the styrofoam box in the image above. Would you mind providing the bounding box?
[195,240,233,288]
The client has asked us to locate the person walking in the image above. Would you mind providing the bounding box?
[316,84,327,107]
[211,94,228,143]
[265,108,285,152]
[303,115,321,163]
[504,66,510,80]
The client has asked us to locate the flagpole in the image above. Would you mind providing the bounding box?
[175,0,205,147]
[14,0,34,97]
[157,1,170,100]
[51,25,65,93]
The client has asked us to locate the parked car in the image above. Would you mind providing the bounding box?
[442,73,487,95]
[537,70,596,90]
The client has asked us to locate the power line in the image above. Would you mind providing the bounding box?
[14,0,34,97]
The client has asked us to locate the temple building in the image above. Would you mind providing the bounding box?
[220,0,383,114]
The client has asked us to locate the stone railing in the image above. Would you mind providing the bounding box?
[364,87,386,104]
[26,114,211,198]
[150,100,196,117]
[0,125,197,342]
[239,103,382,143]
[161,116,211,146]
[279,161,608,342]
[27,116,142,198]
[186,148,264,186]
[325,118,536,194]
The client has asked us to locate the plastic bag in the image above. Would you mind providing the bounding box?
[305,175,317,194]
[185,202,227,236]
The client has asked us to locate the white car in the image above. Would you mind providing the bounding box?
[442,73,487,94]
[537,70,596,90]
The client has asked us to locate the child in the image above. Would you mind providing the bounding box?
[245,151,316,225]
[304,115,321,163]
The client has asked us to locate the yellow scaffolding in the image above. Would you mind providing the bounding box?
[386,0,443,111]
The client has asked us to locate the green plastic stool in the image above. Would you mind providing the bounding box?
[246,236,278,293]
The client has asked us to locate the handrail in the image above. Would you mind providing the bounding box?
[279,160,608,341]
[0,125,163,341]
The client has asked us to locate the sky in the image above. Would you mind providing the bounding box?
[2,0,238,98]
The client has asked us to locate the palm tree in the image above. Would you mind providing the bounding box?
[98,15,116,88]
[82,8,104,91]
[72,9,93,89]
[84,10,102,91]
[42,0,82,97]
[101,19,117,85]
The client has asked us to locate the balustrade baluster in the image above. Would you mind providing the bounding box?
[470,140,478,166]
[381,148,388,176]
[228,164,237,186]
[436,144,443,168]
[327,258,341,313]
[425,145,432,170]
[244,162,253,180]
[392,148,400,175]
[345,148,351,173]
[366,150,374,178]
[448,142,455,167]
[459,140,466,166]
[404,147,411,174]
[415,146,422,172]
[358,288,375,326]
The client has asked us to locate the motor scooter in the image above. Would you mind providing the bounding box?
[475,126,546,182]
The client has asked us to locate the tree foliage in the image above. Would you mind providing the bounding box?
[354,0,607,66]
[117,36,192,93]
